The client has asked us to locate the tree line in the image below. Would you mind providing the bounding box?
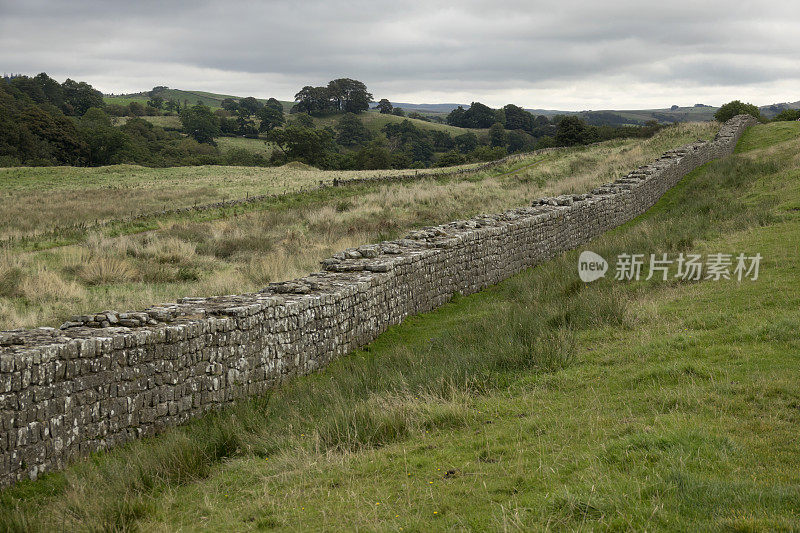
[5,73,761,171]
[0,74,228,166]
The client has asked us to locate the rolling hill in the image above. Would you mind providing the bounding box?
[105,87,799,127]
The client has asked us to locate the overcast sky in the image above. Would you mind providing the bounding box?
[1,0,799,110]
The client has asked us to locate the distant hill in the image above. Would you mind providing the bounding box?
[104,88,295,113]
[105,87,797,124]
[759,100,800,118]
[388,102,468,114]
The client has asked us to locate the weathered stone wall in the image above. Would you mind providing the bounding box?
[0,115,756,487]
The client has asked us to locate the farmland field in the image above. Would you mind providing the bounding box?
[310,110,482,136]
[2,120,798,531]
[215,136,275,157]
[0,122,717,331]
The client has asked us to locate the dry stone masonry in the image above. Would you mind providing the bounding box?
[0,115,756,487]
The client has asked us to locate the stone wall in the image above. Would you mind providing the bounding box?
[0,115,756,487]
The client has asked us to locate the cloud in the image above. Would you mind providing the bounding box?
[1,0,799,109]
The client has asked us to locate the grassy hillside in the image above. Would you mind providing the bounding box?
[104,89,295,112]
[308,110,481,137]
[0,123,716,330]
[0,121,797,531]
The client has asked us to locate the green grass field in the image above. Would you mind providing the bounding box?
[308,110,481,137]
[215,136,275,157]
[112,115,183,129]
[1,122,797,530]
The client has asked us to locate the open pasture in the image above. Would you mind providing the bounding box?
[0,122,717,331]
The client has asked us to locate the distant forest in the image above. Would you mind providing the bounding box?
[4,73,784,170]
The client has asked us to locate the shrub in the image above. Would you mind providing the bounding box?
[714,100,761,122]
[772,108,800,122]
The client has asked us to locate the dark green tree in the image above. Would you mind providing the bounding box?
[555,116,592,146]
[410,138,435,164]
[327,78,372,113]
[221,98,239,112]
[375,98,393,114]
[127,102,145,116]
[294,86,333,114]
[265,98,284,112]
[256,105,285,132]
[503,104,534,132]
[164,99,181,113]
[772,108,800,121]
[78,107,128,165]
[454,132,478,153]
[391,107,405,117]
[60,78,104,115]
[714,100,761,122]
[506,130,526,152]
[266,124,336,165]
[489,122,506,147]
[180,103,221,144]
[147,95,164,109]
[292,113,315,128]
[238,96,262,116]
[335,113,371,146]
[430,130,454,151]
[436,150,466,167]
[446,106,467,126]
[353,140,392,169]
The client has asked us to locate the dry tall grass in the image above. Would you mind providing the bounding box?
[0,123,718,329]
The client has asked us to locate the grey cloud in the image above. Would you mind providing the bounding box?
[1,0,799,109]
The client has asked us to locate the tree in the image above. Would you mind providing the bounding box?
[353,140,392,169]
[506,130,526,153]
[410,138,434,164]
[335,113,371,146]
[327,78,372,113]
[60,78,104,115]
[454,132,478,153]
[555,116,591,146]
[147,95,164,109]
[238,96,262,116]
[266,124,336,165]
[256,105,285,132]
[79,107,128,165]
[772,108,800,121]
[10,75,47,103]
[127,102,145,116]
[446,106,467,126]
[164,99,181,113]
[180,103,220,144]
[503,104,534,132]
[714,100,761,122]
[382,119,425,146]
[447,102,501,128]
[375,98,393,114]
[221,98,239,112]
[430,130,454,151]
[292,113,315,128]
[294,86,333,115]
[392,107,405,117]
[436,150,466,167]
[489,122,506,147]
[265,98,283,112]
